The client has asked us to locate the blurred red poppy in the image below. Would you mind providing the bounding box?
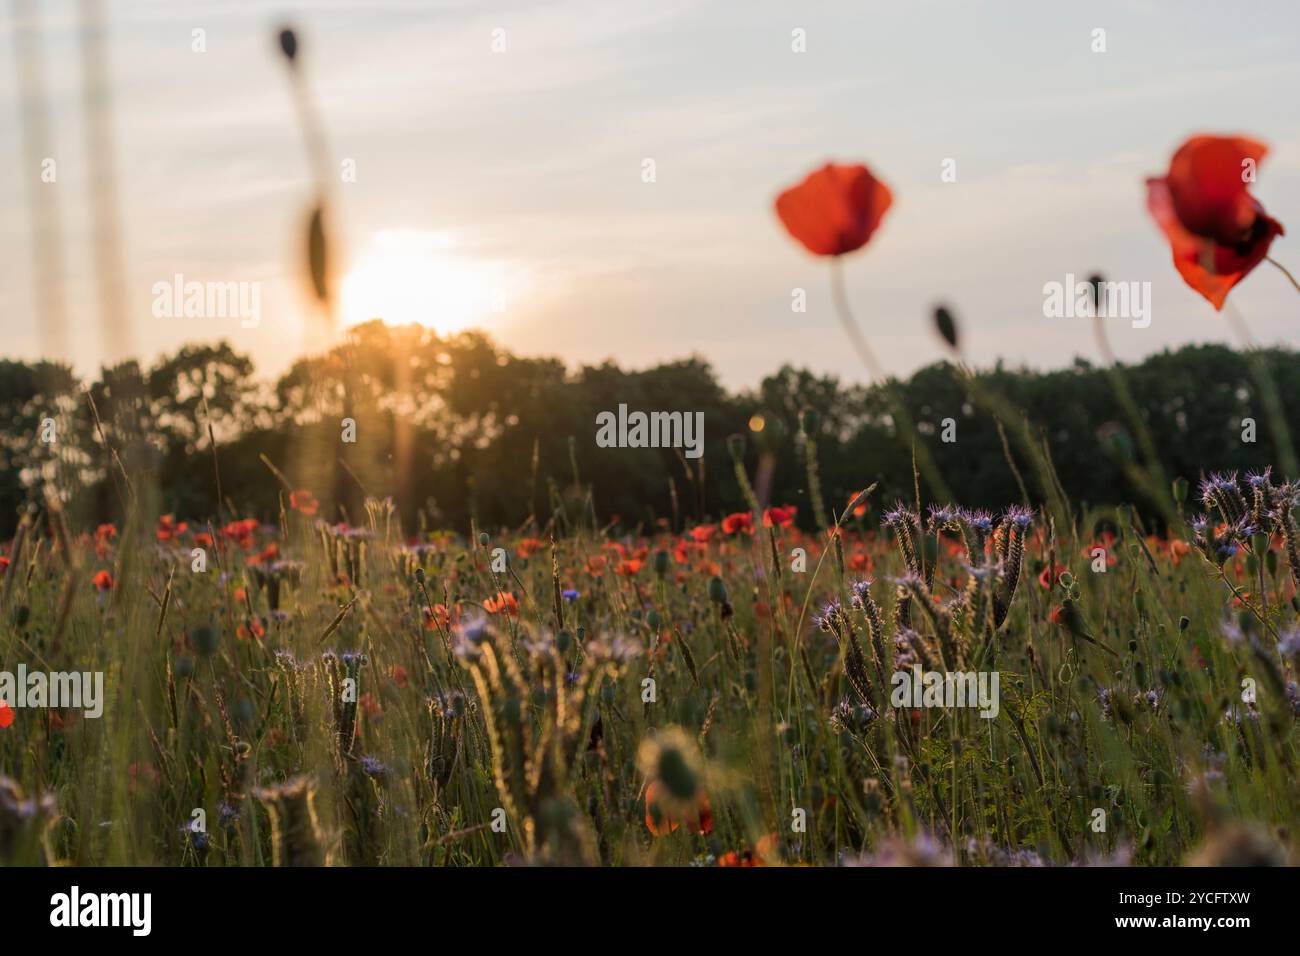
[644,780,713,837]
[289,489,319,516]
[763,505,797,528]
[721,512,753,535]
[1146,135,1284,309]
[483,591,519,616]
[92,570,114,592]
[775,162,893,257]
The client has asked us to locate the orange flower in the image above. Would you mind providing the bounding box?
[615,559,644,577]
[1146,135,1285,310]
[644,781,714,837]
[94,523,117,558]
[483,591,519,616]
[92,570,114,592]
[517,538,547,558]
[586,555,608,577]
[721,512,753,535]
[156,514,188,541]
[687,525,717,544]
[423,603,453,629]
[289,489,319,516]
[775,162,893,257]
[247,543,279,566]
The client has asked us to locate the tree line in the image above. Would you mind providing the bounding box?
[1,321,1294,537]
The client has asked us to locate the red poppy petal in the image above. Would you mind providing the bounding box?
[1166,136,1268,245]
[775,163,892,256]
[1147,176,1283,310]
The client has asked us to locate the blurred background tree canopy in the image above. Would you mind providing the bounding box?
[2,323,1293,537]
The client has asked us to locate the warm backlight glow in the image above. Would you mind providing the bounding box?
[340,230,509,334]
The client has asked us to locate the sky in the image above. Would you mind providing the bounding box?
[2,0,1299,390]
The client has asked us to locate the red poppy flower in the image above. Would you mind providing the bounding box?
[517,537,547,558]
[289,489,319,516]
[92,570,114,592]
[615,559,644,577]
[586,555,607,577]
[763,505,797,529]
[1146,135,1284,310]
[483,591,519,616]
[156,514,188,541]
[687,524,717,544]
[1038,563,1063,590]
[0,556,8,573]
[644,781,713,837]
[721,512,753,535]
[775,162,893,257]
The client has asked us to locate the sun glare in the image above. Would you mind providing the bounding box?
[340,230,509,335]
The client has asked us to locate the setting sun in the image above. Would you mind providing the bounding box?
[340,229,510,334]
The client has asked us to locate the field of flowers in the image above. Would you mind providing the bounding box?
[2,460,1298,867]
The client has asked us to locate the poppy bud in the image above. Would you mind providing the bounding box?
[278,27,298,62]
[478,532,490,547]
[707,576,728,604]
[1172,476,1189,505]
[799,409,820,435]
[726,433,746,461]
[652,550,670,577]
[190,624,219,657]
[1097,422,1135,464]
[657,746,698,801]
[933,305,959,349]
[414,567,425,583]
[1087,273,1105,315]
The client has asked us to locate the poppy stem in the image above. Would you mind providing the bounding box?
[1266,256,1300,295]
[827,259,886,382]
[826,261,955,502]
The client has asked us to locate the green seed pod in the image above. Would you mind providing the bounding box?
[1178,615,1190,631]
[478,532,490,547]
[657,747,698,801]
[652,550,670,577]
[707,576,728,604]
[1172,477,1189,505]
[933,305,959,350]
[190,624,219,656]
